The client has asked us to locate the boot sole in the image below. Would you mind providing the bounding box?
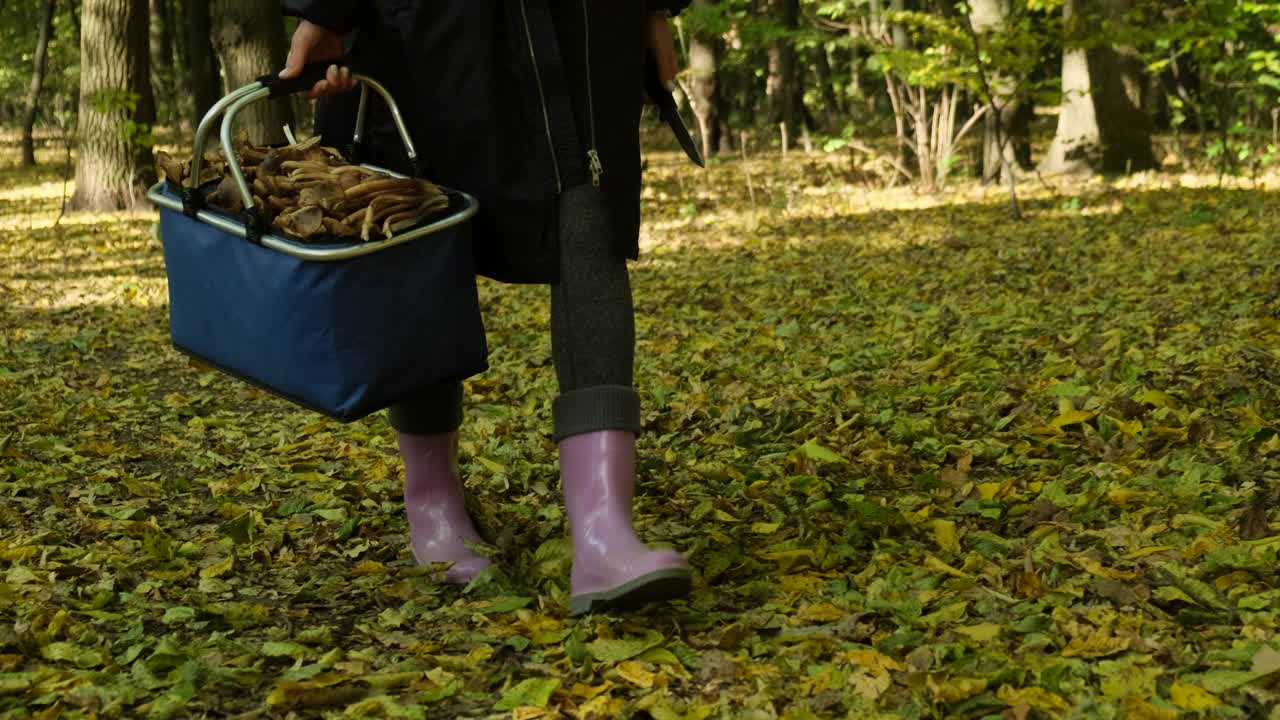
[569,567,693,615]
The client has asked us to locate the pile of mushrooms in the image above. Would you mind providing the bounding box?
[155,132,449,242]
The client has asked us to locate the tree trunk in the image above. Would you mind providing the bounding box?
[688,0,722,162]
[70,0,157,211]
[912,86,935,192]
[847,38,864,101]
[813,44,841,129]
[766,0,799,129]
[183,0,220,131]
[168,0,190,125]
[211,0,293,145]
[715,62,736,154]
[890,0,909,50]
[1040,0,1156,175]
[68,0,81,43]
[149,0,174,124]
[21,0,58,167]
[969,0,1032,183]
[982,99,1032,181]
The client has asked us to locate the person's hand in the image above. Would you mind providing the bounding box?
[646,13,678,101]
[280,20,356,99]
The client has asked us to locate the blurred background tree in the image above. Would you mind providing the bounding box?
[1,0,1277,205]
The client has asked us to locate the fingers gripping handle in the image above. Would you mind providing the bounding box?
[256,56,352,99]
[644,51,677,113]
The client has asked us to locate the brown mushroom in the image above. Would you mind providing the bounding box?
[381,194,450,237]
[276,205,326,240]
[281,160,333,175]
[345,177,422,202]
[154,151,187,185]
[207,175,244,212]
[258,148,284,176]
[361,195,417,241]
[289,171,341,186]
[299,182,346,212]
[323,217,359,238]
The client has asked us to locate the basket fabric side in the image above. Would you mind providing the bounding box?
[157,207,488,421]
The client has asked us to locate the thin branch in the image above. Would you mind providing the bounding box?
[961,2,1022,220]
[953,103,990,145]
[803,7,856,34]
[846,138,914,179]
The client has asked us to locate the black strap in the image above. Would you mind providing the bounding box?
[241,209,265,245]
[255,56,353,99]
[180,186,204,218]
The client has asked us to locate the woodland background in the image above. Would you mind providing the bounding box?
[1,0,1280,203]
[1,0,1280,718]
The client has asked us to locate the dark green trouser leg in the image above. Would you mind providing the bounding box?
[389,185,639,438]
[387,382,463,434]
[550,185,640,441]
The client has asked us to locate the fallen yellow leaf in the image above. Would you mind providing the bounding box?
[1170,682,1220,710]
[576,693,623,720]
[997,685,1070,713]
[1061,632,1131,659]
[954,623,1002,643]
[569,682,611,699]
[1125,545,1175,560]
[932,519,961,554]
[976,482,1004,500]
[476,456,505,473]
[1074,555,1137,581]
[615,660,657,689]
[1050,409,1097,429]
[199,556,234,579]
[797,602,848,623]
[351,560,385,576]
[840,649,904,674]
[780,574,826,594]
[927,675,988,703]
[851,668,895,700]
[1121,698,1178,720]
[1108,416,1144,437]
[1138,389,1176,408]
[762,548,816,564]
[1105,487,1147,505]
[925,554,972,579]
[1261,433,1280,455]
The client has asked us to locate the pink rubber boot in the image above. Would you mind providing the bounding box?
[398,431,492,584]
[560,430,692,614]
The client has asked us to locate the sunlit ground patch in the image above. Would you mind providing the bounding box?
[2,148,1279,717]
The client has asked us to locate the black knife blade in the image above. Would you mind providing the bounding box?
[644,51,705,168]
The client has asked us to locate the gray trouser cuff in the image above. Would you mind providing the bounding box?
[387,382,464,435]
[553,385,641,442]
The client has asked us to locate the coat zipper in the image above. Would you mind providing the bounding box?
[518,0,603,191]
[519,0,563,194]
[581,0,602,186]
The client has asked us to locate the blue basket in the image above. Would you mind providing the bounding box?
[149,76,487,422]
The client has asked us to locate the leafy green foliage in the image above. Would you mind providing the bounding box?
[1123,0,1280,174]
[0,0,79,125]
[2,137,1280,719]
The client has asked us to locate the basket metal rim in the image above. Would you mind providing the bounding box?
[148,165,478,262]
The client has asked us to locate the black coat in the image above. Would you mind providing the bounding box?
[282,0,689,284]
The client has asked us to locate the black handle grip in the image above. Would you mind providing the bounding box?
[257,56,352,99]
[644,51,677,112]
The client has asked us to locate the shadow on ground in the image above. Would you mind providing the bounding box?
[3,158,1280,716]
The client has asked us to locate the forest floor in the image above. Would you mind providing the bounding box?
[2,134,1280,719]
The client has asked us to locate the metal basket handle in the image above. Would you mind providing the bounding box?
[184,69,420,231]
